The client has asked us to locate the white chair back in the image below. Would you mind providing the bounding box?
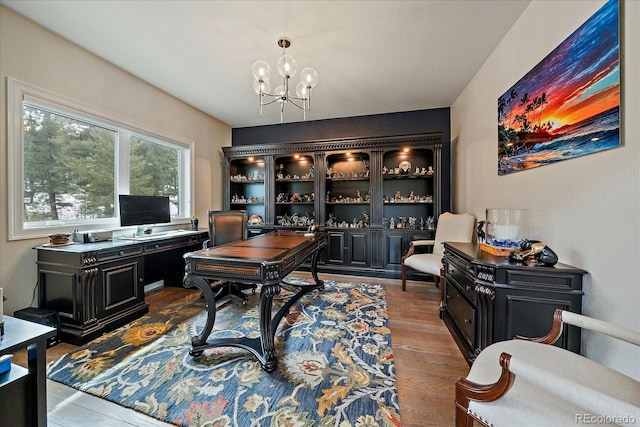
[432,212,476,256]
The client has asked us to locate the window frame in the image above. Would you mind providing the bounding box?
[7,77,195,241]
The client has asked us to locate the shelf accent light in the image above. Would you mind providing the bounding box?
[252,37,319,123]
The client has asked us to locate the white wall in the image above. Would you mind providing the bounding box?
[0,7,230,314]
[451,0,639,379]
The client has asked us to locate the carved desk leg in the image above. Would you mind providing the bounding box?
[183,274,218,358]
[259,283,281,373]
[310,246,325,289]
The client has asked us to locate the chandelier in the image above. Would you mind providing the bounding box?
[252,37,319,122]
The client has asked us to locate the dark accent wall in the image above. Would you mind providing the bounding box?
[232,108,451,212]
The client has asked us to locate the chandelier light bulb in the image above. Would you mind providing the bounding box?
[274,85,286,98]
[295,82,308,98]
[299,68,318,88]
[277,54,297,79]
[253,79,271,95]
[252,60,271,81]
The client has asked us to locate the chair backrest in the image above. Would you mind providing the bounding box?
[433,212,476,256]
[207,210,247,247]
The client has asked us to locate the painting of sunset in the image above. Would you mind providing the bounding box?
[498,0,619,176]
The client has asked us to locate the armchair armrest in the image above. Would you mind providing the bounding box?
[403,239,436,259]
[516,309,640,346]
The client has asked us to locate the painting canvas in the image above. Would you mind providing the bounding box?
[498,0,620,176]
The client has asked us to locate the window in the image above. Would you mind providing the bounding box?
[8,78,193,240]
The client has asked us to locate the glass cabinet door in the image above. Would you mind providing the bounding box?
[274,154,315,229]
[229,156,266,226]
[381,148,435,231]
[324,152,371,229]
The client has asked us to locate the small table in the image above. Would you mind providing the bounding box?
[0,316,56,427]
[183,230,327,372]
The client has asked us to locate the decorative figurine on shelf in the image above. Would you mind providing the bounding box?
[383,166,388,175]
[400,160,411,175]
[326,167,335,178]
[420,167,427,175]
[427,166,434,176]
[356,190,362,202]
[389,217,396,229]
[309,165,315,178]
[363,212,370,228]
[420,217,425,230]
[426,216,435,231]
[394,190,402,202]
[277,164,285,179]
[508,240,559,266]
[415,167,420,175]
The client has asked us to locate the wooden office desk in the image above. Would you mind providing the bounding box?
[182,230,327,372]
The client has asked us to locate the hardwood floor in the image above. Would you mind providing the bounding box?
[12,273,470,426]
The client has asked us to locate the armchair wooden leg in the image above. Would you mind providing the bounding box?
[401,264,408,291]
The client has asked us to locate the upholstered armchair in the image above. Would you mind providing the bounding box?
[455,309,640,426]
[203,210,256,302]
[401,212,475,291]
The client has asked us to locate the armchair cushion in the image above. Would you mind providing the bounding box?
[403,252,442,276]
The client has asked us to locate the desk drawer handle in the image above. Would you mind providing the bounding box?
[119,250,124,256]
[464,318,471,324]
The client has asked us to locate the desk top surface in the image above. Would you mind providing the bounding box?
[186,231,325,263]
[0,316,56,354]
[33,229,206,253]
[444,242,587,273]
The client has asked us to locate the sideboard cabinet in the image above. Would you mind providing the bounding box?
[222,133,444,277]
[441,242,586,365]
[35,231,206,344]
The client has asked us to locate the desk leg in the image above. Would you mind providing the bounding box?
[309,248,325,289]
[260,283,281,373]
[183,275,217,357]
[27,339,47,427]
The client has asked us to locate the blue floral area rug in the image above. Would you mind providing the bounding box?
[47,279,401,426]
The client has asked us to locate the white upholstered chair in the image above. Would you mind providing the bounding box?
[401,212,475,291]
[455,309,640,426]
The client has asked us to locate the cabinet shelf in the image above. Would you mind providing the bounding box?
[231,202,264,205]
[327,177,369,182]
[326,202,370,205]
[276,178,314,183]
[383,201,433,204]
[383,175,433,180]
[276,202,314,205]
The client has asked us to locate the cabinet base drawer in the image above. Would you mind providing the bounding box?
[445,284,475,347]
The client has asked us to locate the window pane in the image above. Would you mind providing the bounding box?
[130,136,180,215]
[23,105,116,224]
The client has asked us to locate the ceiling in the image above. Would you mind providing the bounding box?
[2,0,530,128]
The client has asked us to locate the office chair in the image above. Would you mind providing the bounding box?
[401,212,476,291]
[203,210,257,303]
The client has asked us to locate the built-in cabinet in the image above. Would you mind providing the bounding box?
[222,133,444,277]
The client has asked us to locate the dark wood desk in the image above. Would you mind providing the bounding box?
[183,230,327,372]
[0,316,56,427]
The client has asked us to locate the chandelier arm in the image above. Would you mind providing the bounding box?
[260,96,283,107]
[287,98,305,110]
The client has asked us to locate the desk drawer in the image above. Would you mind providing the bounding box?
[446,284,475,347]
[97,246,143,262]
[447,259,475,302]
